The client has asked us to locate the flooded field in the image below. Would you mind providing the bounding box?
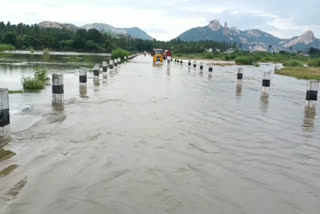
[0,55,320,214]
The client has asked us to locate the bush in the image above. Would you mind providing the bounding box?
[111,48,131,60]
[0,44,15,52]
[224,55,232,60]
[283,60,303,67]
[235,56,255,65]
[22,67,50,90]
[308,58,320,67]
[34,67,50,83]
[204,52,215,59]
[22,78,46,90]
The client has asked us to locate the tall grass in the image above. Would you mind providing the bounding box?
[283,60,303,67]
[0,44,15,52]
[308,58,320,67]
[111,48,131,61]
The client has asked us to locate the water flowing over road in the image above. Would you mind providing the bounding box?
[1,55,320,214]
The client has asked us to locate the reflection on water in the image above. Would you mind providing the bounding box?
[304,107,317,131]
[0,52,107,65]
[236,83,242,97]
[260,94,269,113]
[52,103,64,112]
[79,87,87,98]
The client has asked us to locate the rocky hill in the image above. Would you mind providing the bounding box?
[38,21,79,32]
[38,21,153,40]
[82,23,153,40]
[177,20,320,52]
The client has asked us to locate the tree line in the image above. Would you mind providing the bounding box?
[0,22,236,53]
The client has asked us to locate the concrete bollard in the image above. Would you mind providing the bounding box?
[52,74,64,109]
[109,60,114,72]
[193,61,197,68]
[114,59,118,68]
[262,71,271,96]
[188,60,191,67]
[180,60,183,65]
[118,58,121,64]
[237,68,243,84]
[93,64,100,85]
[79,67,87,97]
[102,61,108,78]
[305,80,319,108]
[0,88,10,142]
[208,66,213,73]
[200,62,204,71]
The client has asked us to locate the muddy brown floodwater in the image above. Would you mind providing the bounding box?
[1,55,320,214]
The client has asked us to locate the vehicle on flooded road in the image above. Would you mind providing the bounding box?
[151,49,164,65]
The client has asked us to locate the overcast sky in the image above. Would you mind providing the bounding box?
[0,0,319,41]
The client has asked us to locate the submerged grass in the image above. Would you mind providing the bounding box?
[0,165,18,177]
[0,149,16,162]
[9,90,23,94]
[276,66,320,80]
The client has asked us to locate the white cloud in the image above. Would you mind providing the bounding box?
[267,18,320,38]
[0,0,319,41]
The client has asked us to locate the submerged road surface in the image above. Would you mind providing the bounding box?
[1,55,320,214]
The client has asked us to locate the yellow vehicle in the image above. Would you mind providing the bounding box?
[152,49,164,64]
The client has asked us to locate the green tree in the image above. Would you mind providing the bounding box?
[3,32,17,46]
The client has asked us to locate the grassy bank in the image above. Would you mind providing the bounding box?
[276,67,320,80]
[174,51,319,66]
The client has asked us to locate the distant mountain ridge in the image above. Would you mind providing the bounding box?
[38,21,79,32]
[81,23,153,40]
[177,20,320,52]
[38,21,153,40]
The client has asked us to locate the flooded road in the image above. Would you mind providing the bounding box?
[1,55,320,214]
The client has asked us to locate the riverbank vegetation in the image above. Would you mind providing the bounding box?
[0,44,15,52]
[176,51,317,65]
[22,67,50,90]
[276,67,320,80]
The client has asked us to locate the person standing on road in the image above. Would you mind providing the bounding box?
[166,49,172,61]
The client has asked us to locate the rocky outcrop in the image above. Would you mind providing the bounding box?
[284,31,315,48]
[38,21,78,32]
[223,22,230,36]
[177,19,320,52]
[209,20,222,31]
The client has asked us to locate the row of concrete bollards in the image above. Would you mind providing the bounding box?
[52,56,127,109]
[172,58,319,108]
[0,56,131,143]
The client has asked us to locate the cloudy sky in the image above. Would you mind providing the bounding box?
[0,0,319,41]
